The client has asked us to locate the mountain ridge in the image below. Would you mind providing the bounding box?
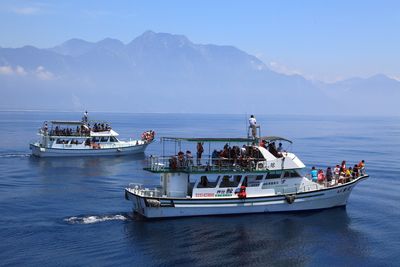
[0,31,399,115]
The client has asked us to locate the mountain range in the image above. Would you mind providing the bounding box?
[1,30,399,115]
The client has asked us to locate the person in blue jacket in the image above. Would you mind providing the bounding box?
[311,166,318,182]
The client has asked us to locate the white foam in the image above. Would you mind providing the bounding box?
[0,153,30,158]
[64,214,128,224]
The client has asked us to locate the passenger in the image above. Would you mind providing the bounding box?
[358,160,366,175]
[260,139,267,149]
[352,164,359,179]
[169,156,177,170]
[200,176,208,188]
[277,143,283,153]
[177,151,185,168]
[317,169,325,184]
[211,150,219,164]
[326,167,333,185]
[220,176,231,187]
[268,142,279,157]
[231,146,240,165]
[341,160,346,171]
[310,166,318,182]
[185,150,194,167]
[196,142,204,165]
[249,115,257,138]
[241,145,247,156]
[83,110,88,123]
[344,167,352,183]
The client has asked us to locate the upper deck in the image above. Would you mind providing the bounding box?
[145,136,305,173]
[39,120,117,137]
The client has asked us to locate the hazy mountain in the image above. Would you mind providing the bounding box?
[318,74,400,115]
[0,31,398,115]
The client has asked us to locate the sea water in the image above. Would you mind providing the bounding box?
[0,111,399,266]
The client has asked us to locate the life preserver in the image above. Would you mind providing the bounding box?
[238,186,247,199]
[257,162,264,169]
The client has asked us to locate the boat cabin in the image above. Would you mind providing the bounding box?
[138,136,309,199]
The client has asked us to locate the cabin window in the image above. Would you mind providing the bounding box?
[266,171,282,179]
[92,137,100,142]
[283,170,301,178]
[109,136,118,142]
[56,139,69,144]
[100,136,109,142]
[197,176,219,188]
[219,175,240,188]
[243,175,262,187]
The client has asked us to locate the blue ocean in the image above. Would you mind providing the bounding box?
[0,111,399,266]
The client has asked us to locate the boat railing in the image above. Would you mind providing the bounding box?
[127,183,163,197]
[146,156,267,172]
[42,129,91,137]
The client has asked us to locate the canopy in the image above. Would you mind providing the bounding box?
[161,136,292,143]
[50,120,83,125]
[258,136,292,144]
[161,137,254,143]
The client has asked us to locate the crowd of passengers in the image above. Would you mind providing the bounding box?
[44,123,111,136]
[168,143,268,170]
[310,160,366,186]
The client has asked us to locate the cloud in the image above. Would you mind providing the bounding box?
[0,65,57,80]
[35,66,56,80]
[15,66,27,75]
[389,75,400,82]
[12,7,41,15]
[0,65,27,76]
[0,66,14,75]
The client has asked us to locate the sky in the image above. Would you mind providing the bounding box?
[0,0,399,82]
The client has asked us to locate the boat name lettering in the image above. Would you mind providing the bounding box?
[215,194,233,197]
[337,186,352,193]
[195,193,215,197]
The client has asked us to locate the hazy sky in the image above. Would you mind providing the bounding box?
[1,0,399,82]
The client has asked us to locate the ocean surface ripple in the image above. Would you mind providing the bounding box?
[0,112,399,266]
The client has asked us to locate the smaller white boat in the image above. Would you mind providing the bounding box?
[30,114,154,157]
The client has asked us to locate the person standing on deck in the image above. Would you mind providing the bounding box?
[82,111,89,124]
[249,115,257,138]
[196,142,204,165]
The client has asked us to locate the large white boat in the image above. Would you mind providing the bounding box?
[30,117,154,157]
[125,136,368,218]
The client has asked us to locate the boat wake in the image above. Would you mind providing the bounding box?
[64,214,129,225]
[0,153,31,158]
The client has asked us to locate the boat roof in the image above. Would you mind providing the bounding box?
[50,120,83,125]
[49,120,110,125]
[259,136,293,144]
[161,136,292,143]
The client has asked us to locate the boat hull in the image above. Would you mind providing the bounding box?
[125,176,368,218]
[30,143,149,157]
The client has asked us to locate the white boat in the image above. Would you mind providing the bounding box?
[30,118,154,157]
[125,136,368,218]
